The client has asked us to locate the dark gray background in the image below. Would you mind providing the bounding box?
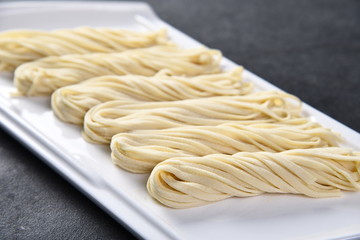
[1,0,359,239]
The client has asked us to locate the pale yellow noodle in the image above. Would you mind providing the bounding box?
[111,120,341,173]
[147,148,360,208]
[0,27,170,71]
[52,67,252,124]
[14,46,222,96]
[83,91,302,144]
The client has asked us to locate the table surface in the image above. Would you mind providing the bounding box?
[0,0,359,239]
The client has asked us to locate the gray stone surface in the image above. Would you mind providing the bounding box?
[0,0,359,239]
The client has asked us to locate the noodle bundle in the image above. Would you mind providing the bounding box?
[83,91,302,144]
[111,120,340,173]
[148,148,360,208]
[52,67,251,124]
[0,27,169,71]
[14,46,222,96]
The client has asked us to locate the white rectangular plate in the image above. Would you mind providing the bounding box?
[1,2,359,240]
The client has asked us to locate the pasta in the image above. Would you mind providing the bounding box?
[111,120,341,173]
[52,67,252,124]
[83,91,302,144]
[0,27,170,71]
[4,25,359,211]
[147,148,360,208]
[14,46,222,96]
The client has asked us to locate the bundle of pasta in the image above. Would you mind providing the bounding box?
[83,91,302,144]
[148,148,360,208]
[0,27,170,71]
[52,67,251,124]
[111,120,341,173]
[14,46,222,96]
